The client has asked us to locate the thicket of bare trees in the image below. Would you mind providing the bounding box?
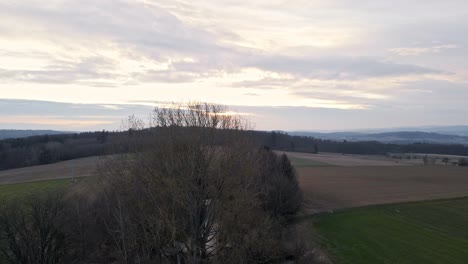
[0,192,68,264]
[0,103,307,263]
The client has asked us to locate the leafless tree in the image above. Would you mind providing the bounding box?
[79,102,303,263]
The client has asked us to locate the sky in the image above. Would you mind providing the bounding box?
[0,0,467,131]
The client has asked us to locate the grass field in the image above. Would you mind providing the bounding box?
[0,178,72,200]
[312,197,468,264]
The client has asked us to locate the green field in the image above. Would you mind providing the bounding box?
[289,156,332,167]
[0,179,72,200]
[312,197,468,264]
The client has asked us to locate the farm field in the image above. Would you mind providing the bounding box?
[297,166,468,213]
[1,152,467,213]
[281,151,468,213]
[289,155,333,167]
[288,151,468,263]
[0,156,100,184]
[284,151,413,167]
[312,197,468,264]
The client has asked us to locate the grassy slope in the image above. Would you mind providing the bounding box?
[0,179,72,200]
[313,198,468,264]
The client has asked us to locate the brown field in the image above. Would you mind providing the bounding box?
[284,151,413,166]
[0,156,100,184]
[284,152,468,213]
[298,166,468,213]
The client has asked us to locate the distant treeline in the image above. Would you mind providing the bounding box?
[0,131,115,170]
[257,131,468,156]
[1,129,468,171]
[0,129,67,140]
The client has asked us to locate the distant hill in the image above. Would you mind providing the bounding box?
[423,126,468,137]
[0,130,69,140]
[289,131,468,146]
[352,126,468,137]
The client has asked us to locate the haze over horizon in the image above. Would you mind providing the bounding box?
[1,1,467,131]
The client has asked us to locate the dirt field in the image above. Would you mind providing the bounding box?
[284,151,413,167]
[298,166,468,213]
[0,157,100,184]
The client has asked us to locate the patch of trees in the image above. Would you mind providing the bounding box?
[0,103,309,263]
[0,130,120,171]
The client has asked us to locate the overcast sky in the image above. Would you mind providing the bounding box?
[1,0,467,131]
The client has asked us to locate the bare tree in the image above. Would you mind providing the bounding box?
[79,102,303,263]
[0,103,307,264]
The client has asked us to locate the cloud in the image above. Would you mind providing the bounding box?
[387,80,468,110]
[390,45,458,56]
[0,0,248,85]
[247,56,444,79]
[0,0,452,87]
[0,0,468,130]
[0,57,121,86]
[0,99,152,120]
[0,1,220,55]
[0,99,150,130]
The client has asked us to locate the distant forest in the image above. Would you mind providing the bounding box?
[1,130,468,171]
[0,129,67,140]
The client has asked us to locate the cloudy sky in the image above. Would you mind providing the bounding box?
[1,0,467,131]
